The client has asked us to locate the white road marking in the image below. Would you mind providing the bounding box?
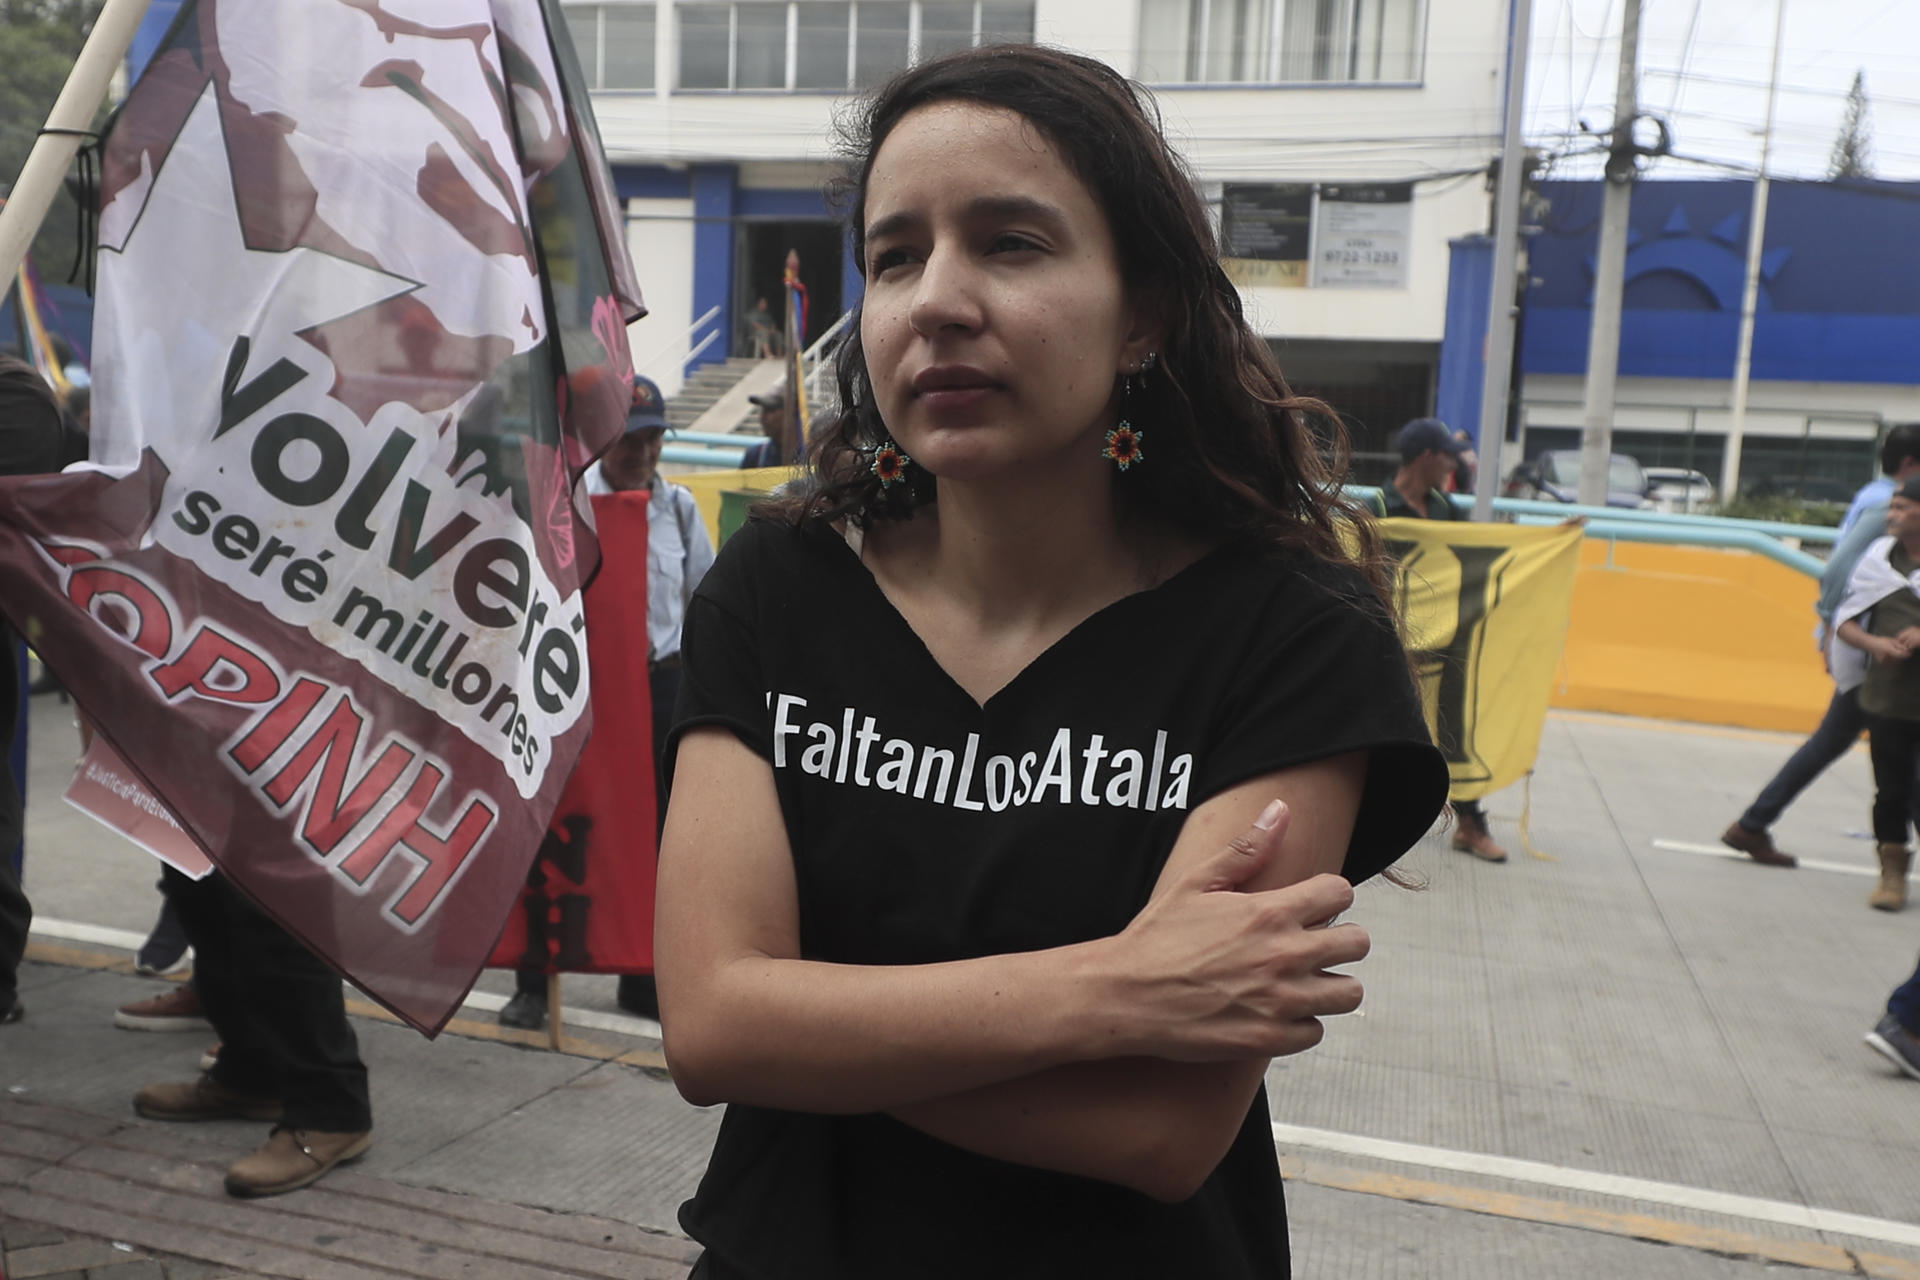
[28,917,665,1041]
[1651,839,1893,880]
[1271,1122,1920,1250]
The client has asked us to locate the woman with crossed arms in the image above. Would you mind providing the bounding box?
[655,45,1448,1279]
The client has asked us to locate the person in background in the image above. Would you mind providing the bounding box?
[1382,417,1506,861]
[1867,955,1920,1081]
[1830,475,1920,912]
[1721,424,1920,868]
[742,385,798,469]
[0,356,67,1027]
[747,297,778,359]
[500,374,715,1028]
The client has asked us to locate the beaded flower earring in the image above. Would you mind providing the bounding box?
[870,438,913,488]
[1102,352,1156,472]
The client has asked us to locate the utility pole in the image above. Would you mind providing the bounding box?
[1575,0,1642,507]
[1471,0,1533,521]
[1723,0,1788,503]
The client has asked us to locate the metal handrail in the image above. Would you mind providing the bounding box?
[634,304,722,379]
[1506,513,1827,577]
[1476,495,1842,545]
[1345,485,1834,577]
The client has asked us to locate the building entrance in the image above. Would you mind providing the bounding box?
[735,220,844,356]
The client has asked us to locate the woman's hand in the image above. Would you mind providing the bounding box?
[1095,799,1370,1063]
[1877,634,1913,662]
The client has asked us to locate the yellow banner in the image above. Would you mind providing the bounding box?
[1382,519,1582,802]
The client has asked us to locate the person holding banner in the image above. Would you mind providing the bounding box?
[0,356,66,1028]
[501,375,713,1030]
[1384,417,1508,863]
[655,46,1447,1278]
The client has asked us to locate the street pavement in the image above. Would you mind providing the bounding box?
[5,691,1920,1277]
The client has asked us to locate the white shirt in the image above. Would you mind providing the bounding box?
[583,462,716,661]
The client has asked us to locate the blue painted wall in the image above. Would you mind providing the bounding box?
[1436,236,1492,446]
[1520,178,1920,385]
[689,166,738,370]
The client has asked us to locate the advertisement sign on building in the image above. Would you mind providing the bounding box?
[1315,183,1414,288]
[1220,183,1313,288]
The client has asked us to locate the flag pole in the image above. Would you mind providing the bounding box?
[0,0,153,286]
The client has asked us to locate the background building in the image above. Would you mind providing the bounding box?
[1508,177,1920,497]
[569,0,1508,460]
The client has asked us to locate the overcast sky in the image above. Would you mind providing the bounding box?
[1526,0,1920,182]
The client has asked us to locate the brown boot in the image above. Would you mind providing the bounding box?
[224,1127,372,1198]
[1872,843,1912,911]
[1719,822,1797,868]
[134,1073,282,1123]
[1452,812,1509,863]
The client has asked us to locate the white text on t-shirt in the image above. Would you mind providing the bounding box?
[766,692,1194,813]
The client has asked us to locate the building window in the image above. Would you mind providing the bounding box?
[677,0,1034,92]
[1137,0,1422,85]
[562,3,658,90]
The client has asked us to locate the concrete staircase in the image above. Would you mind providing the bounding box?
[666,357,769,433]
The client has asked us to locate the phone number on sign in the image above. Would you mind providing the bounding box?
[1321,249,1401,265]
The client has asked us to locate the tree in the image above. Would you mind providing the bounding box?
[0,1,104,283]
[1828,68,1876,181]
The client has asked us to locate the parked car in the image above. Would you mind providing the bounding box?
[1643,466,1717,513]
[1505,450,1654,509]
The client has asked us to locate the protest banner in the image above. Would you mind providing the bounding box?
[490,491,656,977]
[1383,519,1583,802]
[0,0,643,1033]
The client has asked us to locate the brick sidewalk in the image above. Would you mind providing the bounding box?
[0,1099,698,1280]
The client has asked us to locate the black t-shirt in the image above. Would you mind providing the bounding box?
[666,517,1448,1280]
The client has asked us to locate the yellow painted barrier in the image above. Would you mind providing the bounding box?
[674,466,798,549]
[1551,540,1832,734]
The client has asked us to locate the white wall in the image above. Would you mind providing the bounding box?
[588,0,1507,348]
[624,196,697,398]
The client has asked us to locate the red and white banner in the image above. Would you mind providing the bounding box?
[0,0,643,1032]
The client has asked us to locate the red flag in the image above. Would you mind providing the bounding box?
[0,0,643,1033]
[489,492,656,976]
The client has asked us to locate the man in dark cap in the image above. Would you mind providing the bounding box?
[1384,417,1469,520]
[0,355,67,1026]
[743,385,797,469]
[1383,417,1507,862]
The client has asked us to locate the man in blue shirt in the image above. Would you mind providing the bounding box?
[1722,423,1920,865]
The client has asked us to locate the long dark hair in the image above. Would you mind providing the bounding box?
[768,43,1388,600]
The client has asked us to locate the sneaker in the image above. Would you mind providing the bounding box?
[114,983,212,1033]
[134,900,191,976]
[133,1073,282,1123]
[1719,822,1797,868]
[200,1042,222,1072]
[498,989,547,1031]
[1,998,20,1025]
[1866,1015,1920,1081]
[224,1126,371,1198]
